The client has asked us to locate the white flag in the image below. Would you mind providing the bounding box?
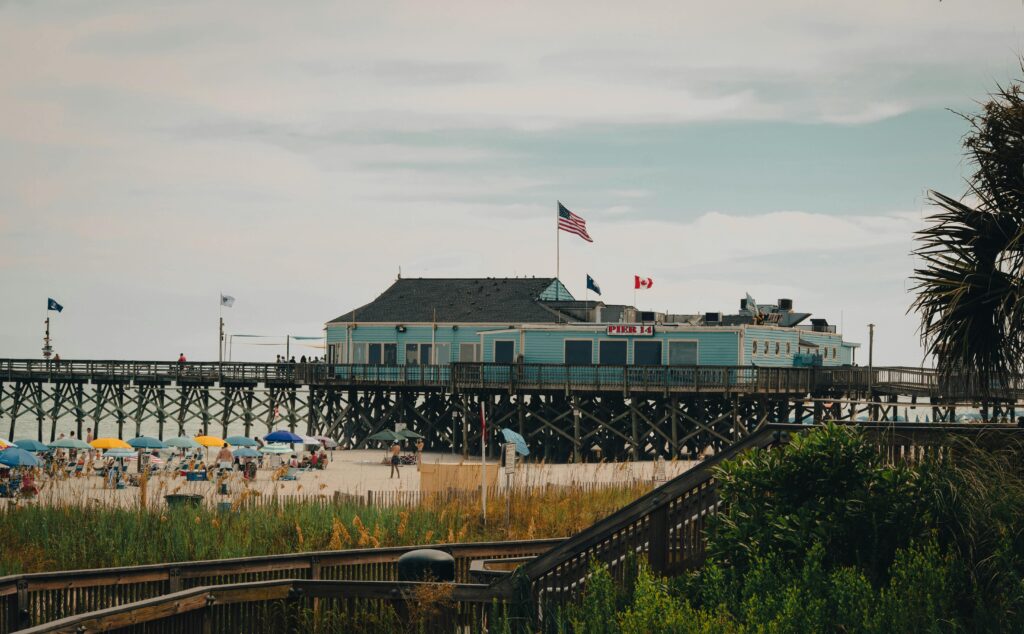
[220,294,235,308]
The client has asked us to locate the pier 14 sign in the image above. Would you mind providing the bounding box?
[606,324,655,336]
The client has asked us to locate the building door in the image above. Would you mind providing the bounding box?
[494,340,515,363]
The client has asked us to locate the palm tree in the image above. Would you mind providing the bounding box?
[911,79,1024,394]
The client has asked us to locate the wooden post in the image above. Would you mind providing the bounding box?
[648,505,669,575]
[15,579,29,630]
[168,567,182,593]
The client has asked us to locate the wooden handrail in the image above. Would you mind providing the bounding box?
[0,538,562,632]
[16,579,501,634]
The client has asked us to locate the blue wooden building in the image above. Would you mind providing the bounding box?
[325,277,858,367]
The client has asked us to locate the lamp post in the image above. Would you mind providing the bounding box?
[867,324,875,418]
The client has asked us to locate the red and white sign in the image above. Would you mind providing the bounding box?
[606,324,655,336]
[634,276,653,290]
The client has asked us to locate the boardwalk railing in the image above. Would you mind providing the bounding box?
[5,424,1023,632]
[0,539,561,632]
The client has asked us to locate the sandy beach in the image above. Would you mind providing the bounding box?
[13,449,698,509]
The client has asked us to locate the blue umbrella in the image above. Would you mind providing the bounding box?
[264,430,303,443]
[500,428,530,456]
[13,439,49,452]
[226,435,259,447]
[0,447,40,467]
[127,436,165,449]
[165,437,203,449]
[232,447,260,458]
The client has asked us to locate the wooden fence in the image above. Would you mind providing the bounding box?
[6,423,1024,633]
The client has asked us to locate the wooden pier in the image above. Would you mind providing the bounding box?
[1,359,1020,461]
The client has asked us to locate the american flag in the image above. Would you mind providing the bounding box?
[558,202,593,242]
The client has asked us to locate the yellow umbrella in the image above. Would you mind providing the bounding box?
[0,438,12,449]
[194,435,226,448]
[90,437,131,450]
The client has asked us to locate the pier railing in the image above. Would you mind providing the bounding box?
[0,358,964,396]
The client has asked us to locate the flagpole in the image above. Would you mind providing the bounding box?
[555,202,560,302]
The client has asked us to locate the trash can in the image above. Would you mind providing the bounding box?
[217,501,233,513]
[397,549,456,582]
[165,494,204,509]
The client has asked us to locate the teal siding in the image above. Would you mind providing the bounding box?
[482,328,741,365]
[796,330,846,367]
[744,327,800,368]
[327,324,495,363]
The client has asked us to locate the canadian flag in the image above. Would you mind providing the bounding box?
[634,275,654,290]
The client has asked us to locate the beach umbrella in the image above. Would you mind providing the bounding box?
[0,439,13,449]
[103,448,135,458]
[367,430,403,443]
[13,439,49,452]
[226,436,258,447]
[264,430,303,443]
[232,447,261,458]
[50,438,92,450]
[165,437,203,449]
[259,443,292,454]
[500,428,530,456]
[0,447,40,467]
[315,436,338,448]
[194,435,226,448]
[127,436,165,449]
[91,437,131,450]
[397,429,424,440]
[299,434,322,446]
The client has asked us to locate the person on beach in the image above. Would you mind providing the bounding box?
[390,441,401,479]
[416,438,425,470]
[216,445,232,470]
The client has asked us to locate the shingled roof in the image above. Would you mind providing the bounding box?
[328,277,578,324]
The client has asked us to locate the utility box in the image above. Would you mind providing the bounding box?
[397,549,456,582]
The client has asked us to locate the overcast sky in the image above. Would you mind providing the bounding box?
[1,0,1022,364]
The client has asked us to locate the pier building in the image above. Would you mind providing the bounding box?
[324,277,859,368]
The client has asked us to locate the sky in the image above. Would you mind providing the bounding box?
[1,0,1022,364]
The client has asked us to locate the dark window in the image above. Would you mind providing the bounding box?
[634,341,663,365]
[405,343,419,365]
[669,341,698,365]
[494,340,515,363]
[420,344,432,365]
[599,340,627,365]
[383,344,397,365]
[564,340,593,365]
[368,343,382,365]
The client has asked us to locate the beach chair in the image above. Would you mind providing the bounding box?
[279,468,299,481]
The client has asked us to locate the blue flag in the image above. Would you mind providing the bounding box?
[47,298,63,313]
[586,274,601,296]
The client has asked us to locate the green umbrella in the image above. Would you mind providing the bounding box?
[165,437,202,449]
[259,443,292,454]
[226,436,259,447]
[396,429,424,440]
[367,430,403,443]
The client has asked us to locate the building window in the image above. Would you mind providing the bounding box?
[405,343,432,365]
[434,343,450,365]
[775,342,780,355]
[459,343,481,362]
[752,341,758,354]
[669,341,698,365]
[365,343,397,365]
[786,342,791,354]
[564,340,593,365]
[634,340,662,366]
[494,340,515,363]
[599,340,627,365]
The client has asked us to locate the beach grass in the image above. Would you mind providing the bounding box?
[0,480,648,575]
